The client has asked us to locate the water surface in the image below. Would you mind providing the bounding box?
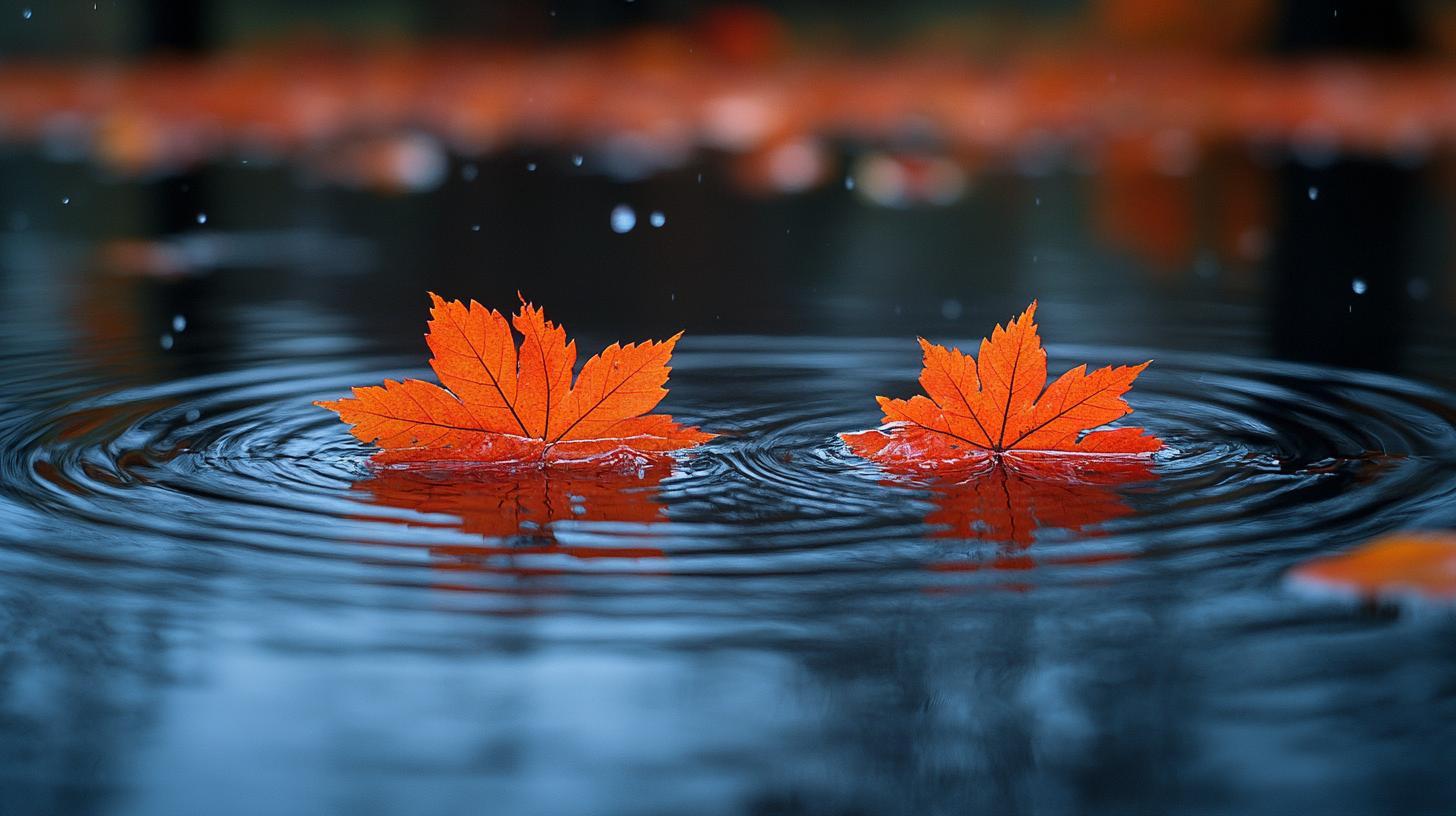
[3,155,1456,815]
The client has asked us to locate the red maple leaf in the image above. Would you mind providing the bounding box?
[841,301,1161,463]
[316,294,714,464]
[353,460,672,569]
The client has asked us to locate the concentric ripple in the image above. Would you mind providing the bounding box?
[4,336,1456,612]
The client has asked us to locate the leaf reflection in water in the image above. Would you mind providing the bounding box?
[351,457,672,575]
[873,453,1157,579]
[917,453,1158,546]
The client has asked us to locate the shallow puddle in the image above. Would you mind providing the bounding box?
[2,149,1455,813]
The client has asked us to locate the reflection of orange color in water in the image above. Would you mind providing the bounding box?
[1214,151,1272,281]
[1098,141,1195,273]
[912,453,1155,575]
[1094,0,1270,52]
[353,458,672,577]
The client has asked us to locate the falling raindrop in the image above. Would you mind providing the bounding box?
[610,204,636,233]
[1352,278,1367,294]
[471,225,480,231]
[1308,187,1319,200]
[196,213,207,224]
[160,334,174,350]
[572,155,583,166]
[649,211,665,228]
[172,315,187,332]
[22,9,31,19]
[61,198,69,204]
[527,162,537,171]
[461,163,477,181]
[845,176,855,190]
[1036,198,1041,205]
[941,299,963,320]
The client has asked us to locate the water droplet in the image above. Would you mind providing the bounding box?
[61,198,69,204]
[526,162,537,171]
[649,211,665,228]
[184,409,200,423]
[941,299,963,320]
[172,315,186,332]
[159,333,174,350]
[461,163,477,181]
[471,225,480,231]
[572,155,583,166]
[610,204,636,233]
[196,213,207,224]
[1036,198,1040,205]
[1352,278,1367,294]
[697,174,702,183]
[22,9,31,19]
[1308,186,1319,200]
[845,176,855,190]
[1408,277,1430,300]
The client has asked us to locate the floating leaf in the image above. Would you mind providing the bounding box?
[317,294,714,464]
[1288,531,1456,604]
[842,302,1161,466]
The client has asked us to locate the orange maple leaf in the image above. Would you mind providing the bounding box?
[841,301,1161,464]
[316,294,715,464]
[1287,531,1456,604]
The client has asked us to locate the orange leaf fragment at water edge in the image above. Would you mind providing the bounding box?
[1288,531,1456,604]
[315,294,715,463]
[841,301,1161,466]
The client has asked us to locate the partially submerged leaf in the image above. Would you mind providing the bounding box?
[316,294,715,463]
[842,302,1161,466]
[1288,531,1456,604]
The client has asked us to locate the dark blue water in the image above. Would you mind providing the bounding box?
[2,159,1456,815]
